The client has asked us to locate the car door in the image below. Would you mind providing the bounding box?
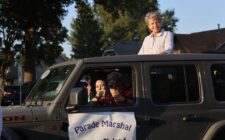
[64,62,144,140]
[206,62,225,139]
[142,61,211,140]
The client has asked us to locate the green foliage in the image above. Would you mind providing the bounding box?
[70,0,178,58]
[70,0,103,58]
[94,0,160,48]
[0,5,24,76]
[94,0,178,48]
[0,0,74,81]
[161,9,179,32]
[0,18,20,64]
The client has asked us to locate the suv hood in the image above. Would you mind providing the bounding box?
[3,106,33,125]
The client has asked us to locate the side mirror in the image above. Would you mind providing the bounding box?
[66,87,88,113]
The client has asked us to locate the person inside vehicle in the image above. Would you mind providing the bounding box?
[91,80,108,104]
[121,73,133,101]
[86,80,93,102]
[105,72,133,106]
[79,75,94,102]
[138,11,174,55]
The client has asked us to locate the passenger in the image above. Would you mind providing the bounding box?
[121,73,133,101]
[105,72,133,106]
[80,75,94,102]
[86,80,93,102]
[90,80,108,105]
[138,11,174,55]
[91,80,106,101]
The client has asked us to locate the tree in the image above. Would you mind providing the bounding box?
[161,9,179,32]
[0,0,73,82]
[0,1,23,79]
[70,0,103,58]
[94,0,178,48]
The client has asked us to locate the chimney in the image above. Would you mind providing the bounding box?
[218,24,220,30]
[217,24,220,33]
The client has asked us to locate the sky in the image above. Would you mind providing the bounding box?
[62,0,225,57]
[159,0,225,33]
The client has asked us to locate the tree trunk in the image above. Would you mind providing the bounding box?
[24,27,36,83]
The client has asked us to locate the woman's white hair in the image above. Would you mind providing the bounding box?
[145,11,161,24]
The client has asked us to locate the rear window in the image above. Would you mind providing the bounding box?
[150,65,200,104]
[211,64,225,101]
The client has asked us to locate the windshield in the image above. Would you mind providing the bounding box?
[27,64,75,103]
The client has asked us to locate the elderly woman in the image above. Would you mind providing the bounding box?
[138,11,174,55]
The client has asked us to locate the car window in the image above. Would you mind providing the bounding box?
[72,66,135,106]
[150,65,200,104]
[211,64,225,101]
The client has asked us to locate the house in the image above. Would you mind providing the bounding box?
[103,28,225,55]
[174,28,225,53]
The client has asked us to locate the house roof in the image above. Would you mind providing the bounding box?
[175,28,225,53]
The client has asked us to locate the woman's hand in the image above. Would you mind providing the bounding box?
[114,94,125,102]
